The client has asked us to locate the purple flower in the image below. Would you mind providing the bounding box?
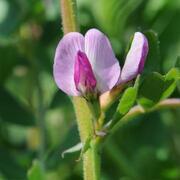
[53,29,148,98]
[74,51,97,97]
[53,29,120,97]
[118,32,149,84]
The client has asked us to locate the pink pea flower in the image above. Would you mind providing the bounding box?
[53,29,148,99]
[118,32,149,84]
[53,29,120,98]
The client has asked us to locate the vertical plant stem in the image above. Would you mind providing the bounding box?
[83,140,101,180]
[60,0,79,33]
[73,98,93,142]
[73,98,101,180]
[60,0,101,179]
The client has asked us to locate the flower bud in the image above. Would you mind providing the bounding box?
[74,50,97,99]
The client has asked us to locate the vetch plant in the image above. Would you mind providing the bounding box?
[54,29,148,97]
[53,29,120,98]
[52,0,180,179]
[54,29,148,118]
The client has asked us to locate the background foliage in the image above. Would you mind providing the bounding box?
[0,0,180,179]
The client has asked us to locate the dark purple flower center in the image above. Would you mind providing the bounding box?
[74,50,97,96]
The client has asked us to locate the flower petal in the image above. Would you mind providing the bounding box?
[74,51,97,94]
[119,32,149,83]
[53,32,85,96]
[85,29,120,93]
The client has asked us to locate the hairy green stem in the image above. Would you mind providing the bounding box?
[72,83,101,179]
[83,139,101,180]
[73,97,94,143]
[60,0,79,33]
[60,0,101,179]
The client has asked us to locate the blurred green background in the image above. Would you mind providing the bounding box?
[0,0,180,179]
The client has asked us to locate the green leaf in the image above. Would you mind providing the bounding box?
[175,57,180,92]
[138,69,179,109]
[105,76,140,129]
[78,136,91,160]
[110,76,140,129]
[62,136,91,161]
[61,142,83,158]
[27,160,44,180]
[117,76,140,116]
[0,87,35,126]
[144,30,161,73]
[118,88,137,115]
[82,137,91,153]
[138,73,164,108]
[166,68,180,80]
[175,56,180,68]
[161,68,179,99]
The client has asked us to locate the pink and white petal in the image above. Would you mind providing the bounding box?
[119,32,149,84]
[85,29,120,93]
[53,32,85,96]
